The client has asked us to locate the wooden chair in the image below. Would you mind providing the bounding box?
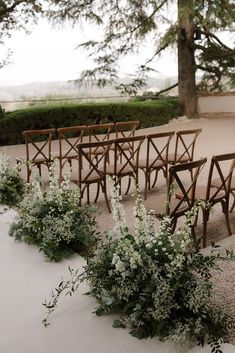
[138,131,175,200]
[106,135,145,195]
[111,121,141,160]
[228,177,235,212]
[168,129,202,165]
[145,157,207,234]
[57,125,87,181]
[21,128,56,182]
[196,153,235,247]
[88,123,114,161]
[70,140,112,212]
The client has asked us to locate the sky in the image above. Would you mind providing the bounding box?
[0,19,178,86]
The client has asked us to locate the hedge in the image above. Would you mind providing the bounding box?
[0,98,181,146]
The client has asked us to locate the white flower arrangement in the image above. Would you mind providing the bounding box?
[43,180,235,352]
[9,163,97,261]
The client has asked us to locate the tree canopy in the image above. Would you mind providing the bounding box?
[0,0,42,67]
[47,0,235,96]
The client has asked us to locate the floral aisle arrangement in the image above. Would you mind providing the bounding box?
[0,149,25,208]
[9,166,97,261]
[43,183,234,352]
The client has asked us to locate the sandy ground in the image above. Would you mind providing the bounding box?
[1,115,235,352]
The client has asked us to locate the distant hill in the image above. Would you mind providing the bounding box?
[0,76,179,102]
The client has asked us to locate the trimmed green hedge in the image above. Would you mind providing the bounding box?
[0,98,181,146]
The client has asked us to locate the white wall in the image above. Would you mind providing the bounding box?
[198,92,235,114]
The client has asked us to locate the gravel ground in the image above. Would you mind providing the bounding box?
[3,114,235,344]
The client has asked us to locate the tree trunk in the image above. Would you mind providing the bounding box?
[178,0,198,118]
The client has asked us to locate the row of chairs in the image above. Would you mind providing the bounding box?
[20,122,202,194]
[18,123,235,247]
[20,121,140,182]
[144,153,235,248]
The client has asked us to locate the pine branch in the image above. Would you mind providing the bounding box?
[154,82,178,97]
[200,30,234,52]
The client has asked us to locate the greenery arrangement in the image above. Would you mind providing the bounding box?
[9,166,97,261]
[43,183,234,352]
[0,149,25,208]
[0,98,180,145]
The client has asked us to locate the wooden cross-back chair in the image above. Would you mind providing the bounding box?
[138,131,175,200]
[196,152,235,247]
[228,177,235,212]
[57,125,87,180]
[21,128,56,182]
[145,157,207,235]
[88,123,114,161]
[70,140,112,212]
[168,128,202,165]
[112,120,141,160]
[106,135,145,195]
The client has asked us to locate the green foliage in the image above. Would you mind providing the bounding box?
[0,149,25,207]
[43,184,235,351]
[0,98,180,146]
[9,167,98,262]
[0,1,42,67]
[46,0,235,93]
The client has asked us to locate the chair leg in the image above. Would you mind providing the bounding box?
[229,191,235,212]
[222,200,232,236]
[87,184,90,204]
[171,218,177,233]
[144,170,148,200]
[102,181,111,213]
[94,183,100,203]
[202,210,209,248]
[151,170,158,189]
[125,176,131,195]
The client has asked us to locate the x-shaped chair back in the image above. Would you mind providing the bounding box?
[88,123,114,143]
[146,131,175,170]
[168,157,207,219]
[107,135,145,195]
[207,152,235,204]
[23,128,56,182]
[76,139,113,211]
[57,125,87,179]
[141,131,175,199]
[173,129,202,164]
[114,120,140,139]
[88,123,114,161]
[113,135,145,176]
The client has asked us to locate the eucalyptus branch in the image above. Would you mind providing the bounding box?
[43,267,85,327]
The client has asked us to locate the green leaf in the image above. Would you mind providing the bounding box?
[102,296,114,305]
[112,319,124,328]
[129,328,147,340]
[95,307,106,316]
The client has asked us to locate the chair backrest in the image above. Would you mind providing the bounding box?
[88,123,114,143]
[112,135,145,175]
[174,128,202,163]
[23,128,56,163]
[114,120,140,139]
[146,131,175,169]
[77,140,113,186]
[57,125,87,160]
[206,152,235,203]
[168,157,207,217]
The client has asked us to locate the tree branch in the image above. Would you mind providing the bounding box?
[0,0,26,18]
[155,82,178,96]
[200,30,234,51]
